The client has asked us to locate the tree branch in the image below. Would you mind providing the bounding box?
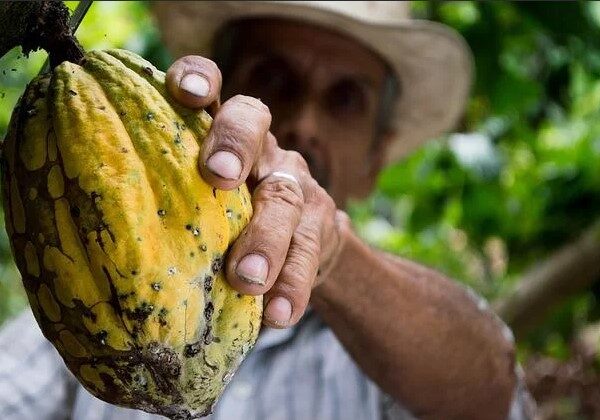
[493,220,600,339]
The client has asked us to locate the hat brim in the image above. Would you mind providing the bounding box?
[151,1,473,163]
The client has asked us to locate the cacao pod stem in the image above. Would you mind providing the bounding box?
[0,0,85,68]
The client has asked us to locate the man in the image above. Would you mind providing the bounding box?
[0,2,534,419]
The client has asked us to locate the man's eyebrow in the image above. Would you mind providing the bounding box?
[353,76,377,91]
[332,75,378,95]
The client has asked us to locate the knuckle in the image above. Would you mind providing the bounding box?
[285,150,309,172]
[303,178,327,205]
[265,132,278,150]
[255,178,304,210]
[180,55,217,72]
[214,115,260,149]
[279,262,313,293]
[321,188,337,213]
[294,225,322,257]
[232,95,272,120]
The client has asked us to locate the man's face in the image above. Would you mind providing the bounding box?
[221,19,392,207]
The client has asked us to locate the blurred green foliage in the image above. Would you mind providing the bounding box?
[1,1,600,361]
[351,1,600,357]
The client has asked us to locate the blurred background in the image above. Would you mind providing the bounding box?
[1,1,600,418]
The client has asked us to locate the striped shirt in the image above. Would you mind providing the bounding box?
[0,308,534,420]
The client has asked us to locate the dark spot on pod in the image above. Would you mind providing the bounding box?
[68,89,77,96]
[181,123,186,130]
[127,301,154,321]
[161,149,168,154]
[98,373,118,394]
[146,112,154,121]
[190,251,195,257]
[143,66,153,76]
[73,299,97,322]
[119,111,127,117]
[137,237,142,242]
[203,326,213,345]
[204,302,214,321]
[144,342,181,379]
[0,92,5,99]
[98,105,106,110]
[184,341,202,358]
[90,191,101,202]
[211,256,223,274]
[212,336,221,343]
[96,330,108,345]
[204,275,213,292]
[157,308,168,327]
[131,270,137,276]
[11,68,17,72]
[151,282,161,291]
[121,147,128,153]
[195,205,200,211]
[185,224,192,231]
[236,293,242,299]
[200,244,207,252]
[131,325,140,341]
[26,106,37,117]
[157,209,166,217]
[237,214,242,220]
[232,323,238,329]
[174,132,181,144]
[212,188,217,198]
[70,205,80,218]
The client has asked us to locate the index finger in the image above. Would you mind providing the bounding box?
[165,55,222,109]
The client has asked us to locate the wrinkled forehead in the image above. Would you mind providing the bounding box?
[215,17,388,80]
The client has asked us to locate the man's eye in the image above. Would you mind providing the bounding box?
[325,79,367,117]
[246,58,297,102]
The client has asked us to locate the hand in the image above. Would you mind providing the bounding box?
[166,56,349,328]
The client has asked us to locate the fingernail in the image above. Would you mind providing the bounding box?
[236,254,268,285]
[206,151,242,180]
[266,297,292,325]
[180,73,210,97]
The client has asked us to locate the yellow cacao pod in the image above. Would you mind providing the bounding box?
[1,49,262,419]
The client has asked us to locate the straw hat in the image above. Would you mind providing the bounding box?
[151,1,473,162]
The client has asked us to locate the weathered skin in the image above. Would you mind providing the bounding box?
[1,49,262,419]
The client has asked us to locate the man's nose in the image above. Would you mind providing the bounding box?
[276,102,320,152]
